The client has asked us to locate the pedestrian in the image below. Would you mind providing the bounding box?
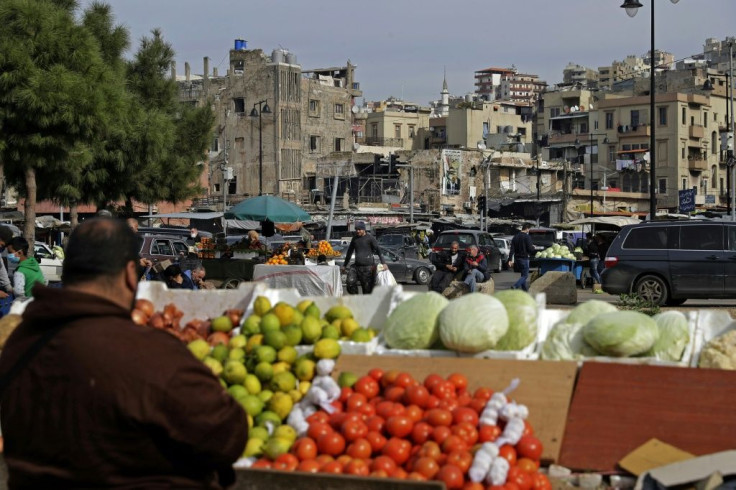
[429,240,466,293]
[508,224,535,291]
[586,233,602,290]
[463,245,487,293]
[0,226,16,300]
[0,217,247,488]
[7,237,47,300]
[342,221,385,294]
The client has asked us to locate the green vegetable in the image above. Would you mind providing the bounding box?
[583,311,659,357]
[566,300,618,326]
[494,290,538,351]
[438,293,508,353]
[384,292,449,350]
[645,311,690,361]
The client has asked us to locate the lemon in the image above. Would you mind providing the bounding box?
[325,305,353,323]
[263,330,287,350]
[241,394,265,417]
[300,316,322,344]
[255,410,282,428]
[229,334,247,349]
[338,371,358,388]
[187,339,210,361]
[202,357,223,376]
[227,384,249,401]
[291,310,304,327]
[288,389,302,403]
[297,300,313,314]
[271,361,291,376]
[254,362,274,382]
[298,381,311,395]
[293,358,316,381]
[223,360,247,385]
[253,296,271,317]
[350,328,373,343]
[211,315,233,333]
[277,346,298,364]
[314,338,341,359]
[270,371,297,392]
[257,390,274,403]
[250,426,269,441]
[228,348,246,362]
[241,316,261,336]
[245,334,264,353]
[244,374,262,395]
[268,392,294,420]
[255,345,277,364]
[210,344,229,363]
[340,318,360,338]
[263,437,292,459]
[305,303,321,319]
[273,425,297,444]
[244,438,265,457]
[260,313,281,333]
[272,302,295,327]
[320,324,340,340]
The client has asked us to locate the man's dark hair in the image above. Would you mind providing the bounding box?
[9,236,29,255]
[0,226,13,244]
[62,218,141,285]
[521,224,531,231]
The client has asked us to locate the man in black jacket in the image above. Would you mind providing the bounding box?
[429,241,466,293]
[508,224,535,291]
[342,221,385,294]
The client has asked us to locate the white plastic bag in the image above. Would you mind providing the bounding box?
[376,265,397,286]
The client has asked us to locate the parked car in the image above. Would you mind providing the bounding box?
[431,229,503,273]
[601,218,736,306]
[528,227,558,252]
[377,233,419,259]
[494,237,511,269]
[138,227,213,239]
[335,247,434,291]
[139,234,191,263]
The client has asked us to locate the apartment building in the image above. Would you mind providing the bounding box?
[446,100,532,150]
[562,63,599,89]
[598,55,647,90]
[473,66,546,105]
[363,99,432,151]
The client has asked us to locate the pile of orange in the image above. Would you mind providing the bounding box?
[306,241,341,258]
[266,253,289,265]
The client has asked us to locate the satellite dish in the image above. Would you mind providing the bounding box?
[574,105,579,111]
[351,105,359,114]
[589,103,594,110]
[563,105,570,113]
[477,141,487,150]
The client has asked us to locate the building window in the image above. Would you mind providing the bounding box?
[371,123,378,138]
[334,103,344,119]
[309,135,320,152]
[658,107,667,126]
[704,111,708,128]
[228,176,237,195]
[550,108,560,118]
[234,98,245,114]
[712,165,717,187]
[409,125,416,138]
[682,178,687,190]
[309,99,320,117]
[394,124,401,139]
[658,178,667,195]
[605,112,614,130]
[334,138,344,152]
[608,145,615,164]
[681,144,685,160]
[682,107,686,125]
[712,131,718,154]
[211,137,219,152]
[630,110,640,127]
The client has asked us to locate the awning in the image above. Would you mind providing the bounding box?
[567,216,641,228]
[142,212,224,219]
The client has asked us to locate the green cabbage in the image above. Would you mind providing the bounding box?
[438,293,508,353]
[384,292,449,349]
[583,311,659,357]
[645,311,690,361]
[565,300,618,326]
[494,290,538,351]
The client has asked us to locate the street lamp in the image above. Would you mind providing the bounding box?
[575,134,609,217]
[250,99,272,196]
[620,0,680,220]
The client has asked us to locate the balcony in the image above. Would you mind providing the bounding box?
[548,132,578,146]
[617,124,650,138]
[688,158,707,171]
[689,125,705,139]
[365,137,404,147]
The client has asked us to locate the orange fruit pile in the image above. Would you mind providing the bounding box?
[266,253,289,265]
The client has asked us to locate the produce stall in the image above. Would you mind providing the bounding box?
[253,264,343,297]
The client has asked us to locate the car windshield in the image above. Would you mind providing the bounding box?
[380,247,398,261]
[494,239,506,248]
[378,235,404,247]
[435,233,475,248]
[529,231,556,246]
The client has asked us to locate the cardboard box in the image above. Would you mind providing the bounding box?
[618,438,695,476]
[634,450,736,490]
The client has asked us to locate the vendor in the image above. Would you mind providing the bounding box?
[247,230,267,252]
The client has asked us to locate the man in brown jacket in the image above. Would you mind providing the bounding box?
[0,218,247,489]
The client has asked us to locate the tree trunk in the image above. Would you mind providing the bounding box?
[70,203,79,229]
[23,167,37,243]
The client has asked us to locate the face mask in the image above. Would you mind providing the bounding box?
[8,254,20,264]
[190,233,197,238]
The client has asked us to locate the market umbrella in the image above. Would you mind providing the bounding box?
[224,195,311,223]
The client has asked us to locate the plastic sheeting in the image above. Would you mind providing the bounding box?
[252,264,343,296]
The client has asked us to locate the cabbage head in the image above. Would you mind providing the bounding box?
[583,311,659,357]
[540,321,597,360]
[438,293,508,353]
[494,290,538,351]
[566,300,618,326]
[645,311,690,361]
[384,292,449,349]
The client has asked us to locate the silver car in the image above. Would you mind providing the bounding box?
[494,237,511,269]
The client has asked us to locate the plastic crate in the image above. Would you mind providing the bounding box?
[0,294,14,317]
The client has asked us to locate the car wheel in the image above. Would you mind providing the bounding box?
[494,257,502,273]
[414,267,431,285]
[222,278,242,290]
[634,275,668,306]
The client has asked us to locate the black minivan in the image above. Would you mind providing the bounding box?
[601,219,736,305]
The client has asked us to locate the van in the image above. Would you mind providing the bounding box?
[602,218,736,305]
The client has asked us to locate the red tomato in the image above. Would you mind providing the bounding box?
[385,415,414,438]
[251,458,272,469]
[413,456,440,478]
[532,473,552,490]
[336,454,352,467]
[341,419,368,442]
[297,459,320,473]
[432,381,456,400]
[452,407,479,426]
[423,373,444,391]
[447,373,468,391]
[381,370,401,387]
[436,463,465,489]
[370,469,389,478]
[523,419,535,436]
[417,440,442,460]
[307,422,332,441]
[473,387,493,401]
[479,424,502,443]
[371,455,397,473]
[516,435,543,461]
[365,415,385,433]
[405,404,424,423]
[375,401,398,419]
[445,450,472,473]
[441,435,467,454]
[319,461,343,473]
[292,437,318,461]
[425,408,453,427]
[354,376,380,399]
[390,466,408,479]
[452,422,478,446]
[468,398,486,414]
[329,400,343,413]
[358,402,376,417]
[407,471,427,481]
[384,386,406,402]
[346,392,367,412]
[457,392,472,407]
[432,425,452,445]
[507,466,533,490]
[346,438,372,459]
[306,411,329,425]
[368,368,384,382]
[404,384,430,408]
[462,483,485,490]
[517,457,540,473]
[395,372,415,388]
[273,453,299,471]
[344,458,370,476]
[365,430,387,453]
[339,386,353,403]
[314,454,334,467]
[411,421,433,444]
[425,395,440,409]
[438,397,460,412]
[317,432,346,456]
[382,437,411,465]
[498,444,518,467]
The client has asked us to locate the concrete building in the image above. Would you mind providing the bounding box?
[473,66,546,105]
[598,55,647,90]
[537,87,597,163]
[177,44,361,208]
[446,100,532,150]
[363,98,431,151]
[562,62,599,89]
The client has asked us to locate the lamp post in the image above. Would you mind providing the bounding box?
[621,0,680,220]
[575,134,609,217]
[250,99,271,196]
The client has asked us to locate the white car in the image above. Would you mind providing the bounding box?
[7,242,63,283]
[494,237,511,269]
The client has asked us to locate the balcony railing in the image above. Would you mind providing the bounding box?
[365,137,404,147]
[548,132,578,145]
[617,125,650,138]
[688,158,707,171]
[689,125,705,139]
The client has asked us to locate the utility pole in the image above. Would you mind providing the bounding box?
[562,161,569,223]
[729,38,735,221]
[326,172,340,240]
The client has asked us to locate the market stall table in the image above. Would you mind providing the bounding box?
[253,264,343,296]
[535,257,589,287]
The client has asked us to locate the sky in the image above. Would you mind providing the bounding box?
[81,0,735,106]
